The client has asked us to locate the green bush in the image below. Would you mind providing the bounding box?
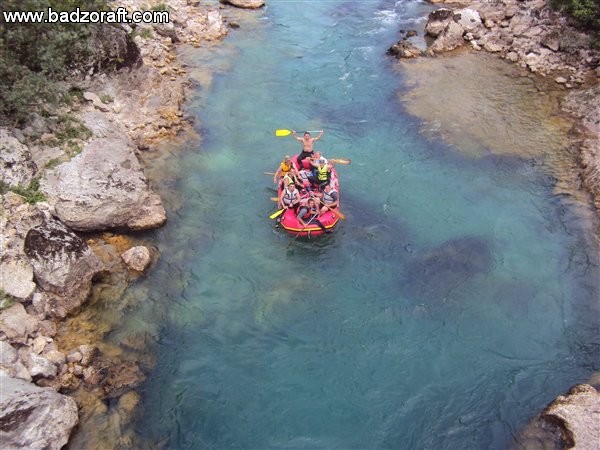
[550,0,600,32]
[0,0,109,123]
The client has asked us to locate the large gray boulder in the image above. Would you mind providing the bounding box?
[42,137,166,231]
[24,217,103,318]
[0,374,78,450]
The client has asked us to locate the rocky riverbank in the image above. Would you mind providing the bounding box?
[388,0,600,217]
[0,0,264,447]
[388,0,599,447]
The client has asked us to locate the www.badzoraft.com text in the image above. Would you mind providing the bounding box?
[2,7,169,24]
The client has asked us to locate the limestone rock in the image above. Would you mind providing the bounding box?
[425,8,454,37]
[121,246,152,272]
[0,303,39,344]
[20,350,58,379]
[220,0,265,8]
[24,217,103,318]
[83,91,110,112]
[0,258,36,301]
[543,384,600,449]
[0,373,78,450]
[431,20,466,53]
[387,39,423,59]
[0,128,37,188]
[455,8,482,32]
[43,137,167,231]
[79,344,98,367]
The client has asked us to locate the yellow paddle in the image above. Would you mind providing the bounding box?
[333,209,346,220]
[275,129,321,137]
[329,158,351,165]
[269,208,285,219]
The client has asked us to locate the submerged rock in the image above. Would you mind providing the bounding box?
[0,374,78,450]
[121,246,152,272]
[402,236,494,300]
[220,0,265,8]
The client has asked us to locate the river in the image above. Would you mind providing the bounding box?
[112,1,599,448]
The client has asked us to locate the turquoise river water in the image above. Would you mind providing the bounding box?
[118,1,599,448]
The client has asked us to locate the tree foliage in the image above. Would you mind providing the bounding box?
[0,0,109,123]
[550,0,600,32]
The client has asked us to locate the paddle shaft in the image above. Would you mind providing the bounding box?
[287,213,318,248]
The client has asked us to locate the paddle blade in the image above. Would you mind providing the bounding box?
[334,209,346,220]
[330,158,351,165]
[275,129,292,137]
[269,208,285,219]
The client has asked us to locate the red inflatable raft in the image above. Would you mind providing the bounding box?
[276,154,341,237]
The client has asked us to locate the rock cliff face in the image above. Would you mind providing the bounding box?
[0,0,236,447]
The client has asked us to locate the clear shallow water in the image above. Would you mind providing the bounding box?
[129,1,599,448]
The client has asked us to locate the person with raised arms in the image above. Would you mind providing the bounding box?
[292,130,324,168]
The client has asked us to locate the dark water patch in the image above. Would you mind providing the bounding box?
[401,235,495,303]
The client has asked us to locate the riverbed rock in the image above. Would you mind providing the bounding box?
[543,384,600,448]
[121,246,152,272]
[430,19,466,53]
[220,0,265,8]
[0,341,31,382]
[387,39,423,59]
[0,373,78,450]
[20,350,58,379]
[43,136,166,231]
[0,128,38,188]
[403,236,494,300]
[24,217,103,318]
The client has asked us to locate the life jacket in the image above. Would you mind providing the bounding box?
[282,187,299,205]
[282,173,294,186]
[322,189,337,205]
[280,160,293,174]
[317,165,329,181]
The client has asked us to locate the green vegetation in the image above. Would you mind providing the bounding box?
[550,0,600,45]
[0,178,46,204]
[0,290,15,310]
[0,0,109,123]
[150,3,169,12]
[55,113,92,143]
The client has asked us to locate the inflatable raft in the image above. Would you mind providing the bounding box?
[277,154,341,237]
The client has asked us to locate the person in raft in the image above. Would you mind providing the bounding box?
[292,130,324,168]
[317,183,339,214]
[308,157,333,189]
[297,197,331,233]
[273,155,298,185]
[279,182,301,211]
